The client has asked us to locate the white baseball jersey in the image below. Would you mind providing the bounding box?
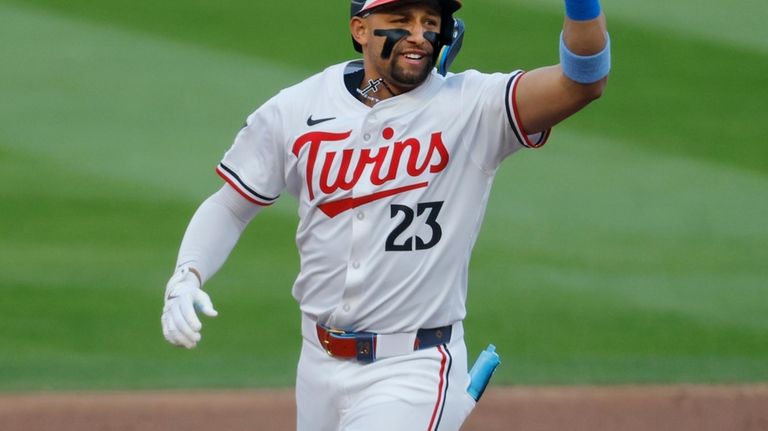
[216,60,549,334]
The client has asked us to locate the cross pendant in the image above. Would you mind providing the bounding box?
[360,78,383,96]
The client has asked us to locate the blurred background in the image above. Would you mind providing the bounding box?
[0,0,766,392]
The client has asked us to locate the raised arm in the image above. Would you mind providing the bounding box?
[515,0,610,134]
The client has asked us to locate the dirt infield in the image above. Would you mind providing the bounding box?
[2,385,768,431]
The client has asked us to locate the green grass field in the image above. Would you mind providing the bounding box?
[1,0,766,391]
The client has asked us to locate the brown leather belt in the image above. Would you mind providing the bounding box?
[315,323,453,363]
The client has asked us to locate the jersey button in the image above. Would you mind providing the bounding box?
[363,133,371,141]
[343,304,351,312]
[356,212,365,220]
[352,261,360,269]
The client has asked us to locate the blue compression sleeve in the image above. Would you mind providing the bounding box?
[564,0,601,21]
[559,31,611,84]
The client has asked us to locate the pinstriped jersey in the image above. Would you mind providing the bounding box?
[216,61,549,333]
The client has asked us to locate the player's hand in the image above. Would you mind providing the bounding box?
[161,267,218,349]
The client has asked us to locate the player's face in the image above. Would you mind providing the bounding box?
[364,4,441,91]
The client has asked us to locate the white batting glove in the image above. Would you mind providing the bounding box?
[161,267,218,349]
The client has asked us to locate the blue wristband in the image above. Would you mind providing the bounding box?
[559,32,611,84]
[564,0,601,21]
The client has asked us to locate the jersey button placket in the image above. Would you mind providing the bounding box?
[337,127,362,323]
[362,112,378,145]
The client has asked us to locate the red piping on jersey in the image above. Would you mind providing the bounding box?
[216,168,272,206]
[427,345,449,431]
[317,181,428,218]
[511,73,550,149]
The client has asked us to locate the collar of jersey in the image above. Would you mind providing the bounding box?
[338,60,441,113]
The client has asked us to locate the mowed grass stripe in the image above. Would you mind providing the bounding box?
[0,3,307,202]
[0,0,353,69]
[468,129,768,383]
[478,130,767,323]
[0,5,301,390]
[456,3,768,175]
[483,0,768,54]
[4,0,767,174]
[0,153,301,390]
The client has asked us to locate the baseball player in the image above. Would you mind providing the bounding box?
[161,0,610,429]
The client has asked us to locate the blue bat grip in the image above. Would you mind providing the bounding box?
[467,344,501,401]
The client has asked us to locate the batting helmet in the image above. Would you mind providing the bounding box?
[350,0,462,53]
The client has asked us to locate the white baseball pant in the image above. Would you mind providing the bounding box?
[296,322,476,431]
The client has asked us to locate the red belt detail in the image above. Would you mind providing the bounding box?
[316,325,375,359]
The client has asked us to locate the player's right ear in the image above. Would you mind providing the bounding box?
[350,16,369,48]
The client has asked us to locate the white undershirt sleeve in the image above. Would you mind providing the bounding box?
[175,185,263,284]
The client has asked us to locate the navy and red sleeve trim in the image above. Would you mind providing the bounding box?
[216,163,279,206]
[504,71,551,149]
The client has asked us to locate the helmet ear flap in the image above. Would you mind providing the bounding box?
[437,18,464,76]
[423,11,456,70]
[350,0,366,17]
[439,12,455,46]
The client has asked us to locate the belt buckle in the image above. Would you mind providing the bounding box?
[322,327,346,356]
